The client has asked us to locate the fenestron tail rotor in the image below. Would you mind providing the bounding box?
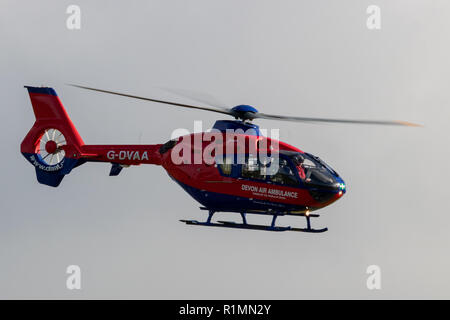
[68,84,422,127]
[36,128,66,166]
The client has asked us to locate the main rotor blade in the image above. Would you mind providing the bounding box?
[255,113,422,127]
[68,84,232,116]
[159,87,229,110]
[69,84,422,127]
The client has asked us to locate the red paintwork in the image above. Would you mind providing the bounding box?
[21,93,84,158]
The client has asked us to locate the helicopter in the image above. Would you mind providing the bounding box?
[20,85,420,233]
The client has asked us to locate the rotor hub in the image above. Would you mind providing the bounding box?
[45,140,57,154]
[231,105,258,121]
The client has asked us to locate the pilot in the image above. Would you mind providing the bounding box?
[293,155,306,180]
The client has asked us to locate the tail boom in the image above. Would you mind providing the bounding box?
[80,144,163,165]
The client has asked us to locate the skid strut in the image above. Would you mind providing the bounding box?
[180,208,328,233]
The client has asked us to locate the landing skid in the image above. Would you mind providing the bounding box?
[180,208,328,233]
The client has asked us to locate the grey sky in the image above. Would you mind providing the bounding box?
[1,0,449,299]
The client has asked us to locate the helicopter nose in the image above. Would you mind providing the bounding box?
[308,183,345,204]
[336,178,346,195]
[325,178,347,203]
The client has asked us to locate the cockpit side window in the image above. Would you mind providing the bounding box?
[269,158,298,186]
[297,153,337,187]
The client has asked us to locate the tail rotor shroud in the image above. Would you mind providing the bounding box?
[21,86,85,187]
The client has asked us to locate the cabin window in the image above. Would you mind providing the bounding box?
[241,156,267,180]
[269,158,298,186]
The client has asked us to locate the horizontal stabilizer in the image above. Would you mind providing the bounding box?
[109,163,123,176]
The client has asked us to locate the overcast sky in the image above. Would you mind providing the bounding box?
[1,0,449,299]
